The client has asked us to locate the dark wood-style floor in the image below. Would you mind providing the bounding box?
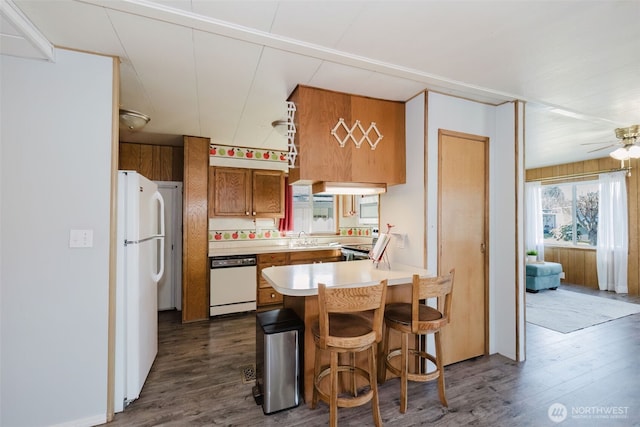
[101,285,640,426]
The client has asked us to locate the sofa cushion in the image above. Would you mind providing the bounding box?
[526,262,562,277]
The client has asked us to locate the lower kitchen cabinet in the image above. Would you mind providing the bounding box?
[257,252,287,308]
[256,249,343,308]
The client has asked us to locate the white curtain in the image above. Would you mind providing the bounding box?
[596,171,628,293]
[525,181,544,261]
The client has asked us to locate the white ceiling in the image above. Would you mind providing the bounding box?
[2,0,639,168]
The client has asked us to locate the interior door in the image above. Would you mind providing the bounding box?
[157,182,183,311]
[438,129,488,365]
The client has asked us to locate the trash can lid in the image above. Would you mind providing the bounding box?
[257,308,303,333]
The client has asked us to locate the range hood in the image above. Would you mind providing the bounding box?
[312,182,387,195]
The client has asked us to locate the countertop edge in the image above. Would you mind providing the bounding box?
[262,261,433,296]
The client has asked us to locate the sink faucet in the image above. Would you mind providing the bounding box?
[296,231,313,246]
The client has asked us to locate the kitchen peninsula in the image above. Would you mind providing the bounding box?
[262,260,432,403]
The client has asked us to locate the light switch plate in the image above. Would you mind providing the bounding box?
[70,229,93,248]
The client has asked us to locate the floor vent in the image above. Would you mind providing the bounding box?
[241,365,256,384]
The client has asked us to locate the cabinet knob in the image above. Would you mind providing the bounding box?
[270,293,275,298]
[245,211,249,215]
[253,211,256,215]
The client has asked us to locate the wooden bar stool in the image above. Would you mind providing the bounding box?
[311,280,388,427]
[379,270,455,413]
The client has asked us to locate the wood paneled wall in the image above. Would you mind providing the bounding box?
[526,157,639,295]
[119,141,183,181]
[182,136,210,322]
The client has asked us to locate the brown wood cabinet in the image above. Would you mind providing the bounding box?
[287,85,405,186]
[256,249,343,308]
[341,195,357,217]
[257,252,287,307]
[119,142,183,181]
[208,167,285,218]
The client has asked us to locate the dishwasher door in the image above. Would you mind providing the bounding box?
[210,257,257,316]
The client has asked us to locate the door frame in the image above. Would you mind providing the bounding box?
[437,128,490,358]
[156,181,183,311]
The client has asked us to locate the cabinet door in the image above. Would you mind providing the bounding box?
[341,195,356,217]
[288,86,352,184]
[119,142,140,171]
[350,95,405,186]
[257,252,287,307]
[252,170,285,218]
[211,167,252,216]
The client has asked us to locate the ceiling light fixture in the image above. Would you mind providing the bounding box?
[312,182,387,195]
[119,108,150,131]
[609,125,640,161]
[271,119,288,136]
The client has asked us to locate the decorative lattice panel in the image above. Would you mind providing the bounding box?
[286,101,297,167]
[330,118,383,150]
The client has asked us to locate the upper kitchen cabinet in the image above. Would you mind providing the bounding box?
[209,167,285,218]
[287,85,405,187]
[119,142,183,181]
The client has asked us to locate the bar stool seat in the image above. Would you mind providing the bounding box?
[311,280,388,427]
[380,270,455,413]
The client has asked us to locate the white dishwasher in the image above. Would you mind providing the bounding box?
[210,255,257,316]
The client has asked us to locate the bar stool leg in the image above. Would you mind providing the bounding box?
[400,330,409,414]
[330,351,339,427]
[434,331,448,407]
[369,346,382,427]
[379,324,389,384]
[349,352,357,397]
[312,347,322,409]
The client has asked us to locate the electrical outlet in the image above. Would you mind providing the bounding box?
[395,233,405,249]
[560,271,566,279]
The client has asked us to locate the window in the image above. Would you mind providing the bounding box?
[541,180,599,247]
[292,185,336,234]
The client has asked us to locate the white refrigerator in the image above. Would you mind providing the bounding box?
[115,171,165,413]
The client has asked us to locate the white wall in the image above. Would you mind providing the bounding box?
[1,49,113,426]
[381,92,425,268]
[427,92,520,359]
[491,102,520,360]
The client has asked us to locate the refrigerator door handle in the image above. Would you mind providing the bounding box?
[152,191,165,237]
[152,236,165,283]
[151,190,165,282]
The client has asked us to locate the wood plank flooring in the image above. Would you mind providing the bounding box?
[101,285,640,426]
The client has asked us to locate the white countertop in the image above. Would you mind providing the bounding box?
[261,260,433,296]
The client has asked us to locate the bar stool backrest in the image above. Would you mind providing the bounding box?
[412,269,455,333]
[317,280,388,349]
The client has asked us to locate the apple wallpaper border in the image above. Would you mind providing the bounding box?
[208,227,373,242]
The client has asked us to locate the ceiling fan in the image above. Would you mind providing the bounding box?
[584,124,640,160]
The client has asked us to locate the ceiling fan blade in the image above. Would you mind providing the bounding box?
[580,140,617,146]
[587,144,616,153]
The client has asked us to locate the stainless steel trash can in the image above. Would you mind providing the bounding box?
[255,308,304,414]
